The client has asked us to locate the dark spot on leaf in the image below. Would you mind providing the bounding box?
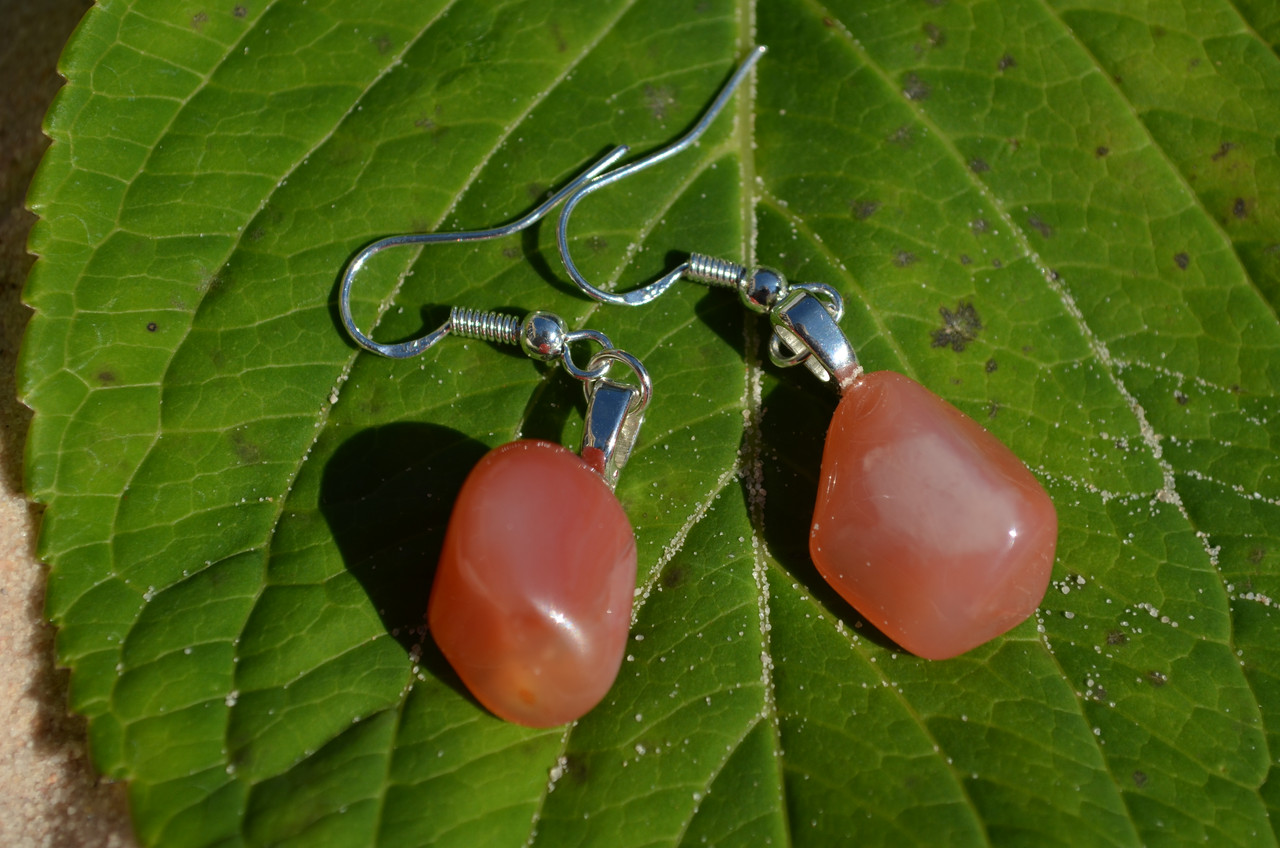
[1174,252,1190,269]
[644,84,677,122]
[1027,214,1054,238]
[1132,771,1148,788]
[1211,142,1235,161]
[970,218,989,235]
[998,54,1016,72]
[852,200,880,220]
[1007,138,1021,152]
[191,11,208,30]
[1151,24,1166,38]
[230,431,262,465]
[887,125,914,147]
[1189,57,1201,69]
[1146,670,1167,687]
[525,181,550,201]
[1095,146,1110,158]
[902,73,930,101]
[413,105,445,133]
[548,21,567,52]
[1174,391,1188,406]
[1248,547,1266,565]
[893,250,916,267]
[588,235,608,254]
[1233,197,1248,218]
[97,371,116,385]
[823,17,836,27]
[1091,685,1109,702]
[987,400,999,419]
[662,566,686,589]
[969,158,990,174]
[931,302,983,352]
[146,321,158,332]
[923,22,945,48]
[233,4,247,17]
[1106,630,1129,646]
[1048,269,1061,281]
[985,358,998,373]
[992,258,1003,268]
[502,246,521,260]
[248,227,265,242]
[561,753,589,784]
[372,34,392,54]
[959,254,972,265]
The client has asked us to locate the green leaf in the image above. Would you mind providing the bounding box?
[21,0,1280,844]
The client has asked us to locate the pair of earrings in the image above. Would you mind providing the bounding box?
[339,47,1058,727]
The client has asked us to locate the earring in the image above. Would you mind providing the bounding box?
[338,168,652,727]
[555,47,1058,661]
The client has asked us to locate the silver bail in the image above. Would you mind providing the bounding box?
[769,290,862,392]
[580,379,645,490]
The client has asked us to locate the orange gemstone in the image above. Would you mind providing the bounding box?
[810,371,1057,659]
[428,440,636,726]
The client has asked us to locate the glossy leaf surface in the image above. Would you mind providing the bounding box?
[21,0,1280,845]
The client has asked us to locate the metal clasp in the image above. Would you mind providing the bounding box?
[769,290,862,392]
[579,349,651,490]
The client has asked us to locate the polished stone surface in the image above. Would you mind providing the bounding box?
[429,440,636,726]
[810,372,1057,659]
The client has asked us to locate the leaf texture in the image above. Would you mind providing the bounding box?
[20,0,1280,845]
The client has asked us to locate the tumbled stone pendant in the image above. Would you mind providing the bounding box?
[338,304,654,727]
[809,371,1058,660]
[429,440,637,727]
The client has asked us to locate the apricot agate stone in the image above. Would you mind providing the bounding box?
[810,371,1057,660]
[428,440,636,727]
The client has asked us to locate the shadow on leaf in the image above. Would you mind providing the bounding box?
[319,422,489,697]
[757,379,902,653]
[690,276,749,362]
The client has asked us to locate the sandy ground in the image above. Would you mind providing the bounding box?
[0,2,139,845]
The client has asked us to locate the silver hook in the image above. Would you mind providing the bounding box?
[339,144,630,358]
[552,47,862,391]
[336,142,656,485]
[556,46,767,306]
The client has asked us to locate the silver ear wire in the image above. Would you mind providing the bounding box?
[338,144,630,359]
[335,138,658,485]
[553,46,862,391]
[555,46,767,306]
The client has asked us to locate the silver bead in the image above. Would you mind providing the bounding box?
[519,311,568,361]
[738,266,789,314]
